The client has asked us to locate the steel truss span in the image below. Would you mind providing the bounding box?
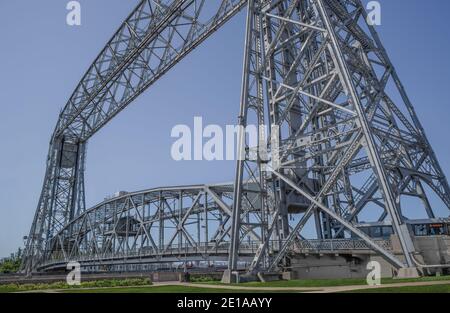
[38,184,260,272]
[37,184,395,272]
[23,0,450,275]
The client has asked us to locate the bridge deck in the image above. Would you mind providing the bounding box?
[38,239,392,272]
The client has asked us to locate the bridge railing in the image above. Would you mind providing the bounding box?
[39,238,392,269]
[289,238,393,252]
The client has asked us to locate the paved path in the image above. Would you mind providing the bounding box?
[181,280,450,293]
[298,280,450,293]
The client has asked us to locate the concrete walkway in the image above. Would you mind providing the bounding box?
[181,280,450,293]
[298,280,450,293]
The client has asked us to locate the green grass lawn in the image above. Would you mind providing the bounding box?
[61,285,296,293]
[2,275,450,293]
[51,283,450,293]
[195,275,450,288]
[344,284,450,293]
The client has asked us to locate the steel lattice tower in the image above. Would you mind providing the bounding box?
[22,0,450,275]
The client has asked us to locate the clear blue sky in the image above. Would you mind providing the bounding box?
[0,0,449,257]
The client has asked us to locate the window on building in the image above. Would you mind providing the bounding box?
[371,227,382,238]
[414,224,428,236]
[429,224,445,236]
[382,226,393,237]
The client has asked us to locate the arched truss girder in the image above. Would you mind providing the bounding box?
[38,182,396,272]
[39,183,264,270]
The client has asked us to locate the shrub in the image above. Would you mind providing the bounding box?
[0,277,152,293]
[190,275,220,283]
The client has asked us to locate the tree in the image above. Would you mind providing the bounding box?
[0,247,23,274]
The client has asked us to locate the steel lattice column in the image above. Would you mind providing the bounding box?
[229,0,450,274]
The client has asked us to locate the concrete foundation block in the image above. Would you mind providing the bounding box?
[257,272,281,282]
[221,270,240,284]
[395,267,421,279]
[282,271,296,280]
